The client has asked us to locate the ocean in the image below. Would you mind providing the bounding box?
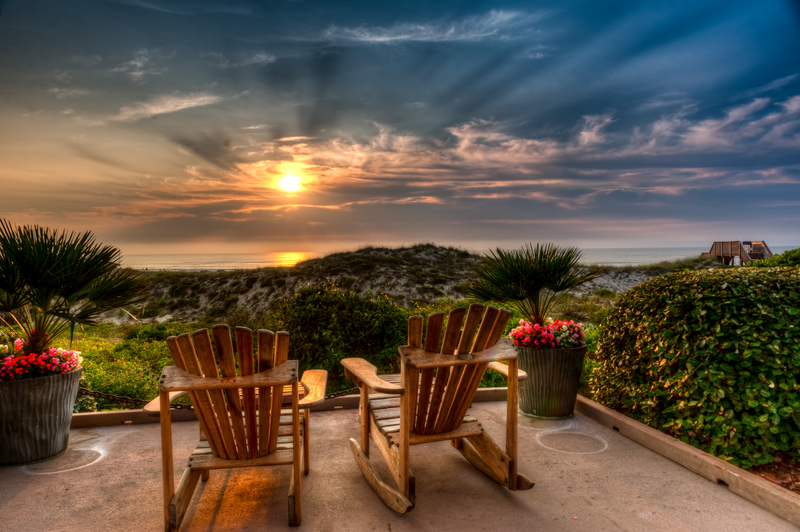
[121,246,797,271]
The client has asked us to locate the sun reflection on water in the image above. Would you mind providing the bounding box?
[270,251,313,267]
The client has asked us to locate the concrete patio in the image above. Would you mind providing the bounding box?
[0,400,796,532]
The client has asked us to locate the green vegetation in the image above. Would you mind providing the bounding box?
[466,242,602,325]
[747,248,800,268]
[591,267,800,468]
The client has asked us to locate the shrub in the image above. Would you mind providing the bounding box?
[273,283,411,391]
[123,323,193,343]
[591,267,800,468]
[747,248,800,268]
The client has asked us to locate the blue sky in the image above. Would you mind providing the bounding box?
[0,0,798,254]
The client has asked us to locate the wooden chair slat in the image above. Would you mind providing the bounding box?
[423,366,449,435]
[370,397,401,410]
[175,334,233,460]
[422,308,464,434]
[414,312,444,433]
[456,304,485,355]
[373,407,402,421]
[236,327,259,459]
[446,309,512,431]
[440,307,466,355]
[485,309,512,349]
[433,364,465,433]
[166,337,225,460]
[407,315,423,349]
[257,330,275,457]
[470,306,500,353]
[445,363,488,432]
[436,304,486,431]
[257,330,275,371]
[211,325,248,460]
[269,332,290,453]
[166,336,188,371]
[405,367,419,439]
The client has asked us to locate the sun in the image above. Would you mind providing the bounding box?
[279,174,302,192]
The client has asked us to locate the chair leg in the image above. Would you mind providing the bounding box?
[288,463,302,526]
[169,468,202,532]
[349,438,414,514]
[160,390,175,532]
[201,470,209,482]
[303,409,310,475]
[288,381,302,526]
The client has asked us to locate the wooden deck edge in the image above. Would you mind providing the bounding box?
[575,395,800,528]
[71,408,198,428]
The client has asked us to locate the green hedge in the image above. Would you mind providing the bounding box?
[591,267,800,467]
[273,283,411,391]
[746,247,800,268]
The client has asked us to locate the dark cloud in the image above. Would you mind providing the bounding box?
[169,133,245,170]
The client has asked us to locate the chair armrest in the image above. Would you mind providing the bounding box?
[159,360,298,392]
[299,369,328,408]
[341,358,404,394]
[143,390,189,415]
[400,338,517,369]
[487,361,528,382]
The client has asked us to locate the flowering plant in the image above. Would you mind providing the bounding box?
[509,318,585,349]
[0,346,82,381]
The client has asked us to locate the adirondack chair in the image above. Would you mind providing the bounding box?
[158,325,327,531]
[341,304,534,514]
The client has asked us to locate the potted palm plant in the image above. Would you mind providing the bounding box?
[0,220,147,464]
[466,243,601,418]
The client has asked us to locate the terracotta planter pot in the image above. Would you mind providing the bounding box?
[0,367,82,465]
[517,346,586,419]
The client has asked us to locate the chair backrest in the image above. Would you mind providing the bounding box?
[405,304,511,436]
[165,325,291,461]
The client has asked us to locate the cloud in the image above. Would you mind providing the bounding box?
[626,92,800,155]
[321,10,546,43]
[48,87,93,99]
[110,49,171,81]
[578,114,615,146]
[110,92,222,122]
[742,74,800,98]
[201,51,276,68]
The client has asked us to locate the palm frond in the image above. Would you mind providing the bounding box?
[0,219,146,351]
[465,242,603,324]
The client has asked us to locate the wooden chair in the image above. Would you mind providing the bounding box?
[341,304,534,514]
[158,325,327,531]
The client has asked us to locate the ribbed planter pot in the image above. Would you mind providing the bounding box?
[517,346,586,419]
[0,367,82,465]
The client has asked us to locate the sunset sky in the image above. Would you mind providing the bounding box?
[1,0,799,255]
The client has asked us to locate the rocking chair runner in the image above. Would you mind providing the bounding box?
[341,304,534,514]
[158,325,326,531]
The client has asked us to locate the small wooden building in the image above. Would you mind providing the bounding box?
[701,241,773,265]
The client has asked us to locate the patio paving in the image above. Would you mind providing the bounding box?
[0,402,795,531]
